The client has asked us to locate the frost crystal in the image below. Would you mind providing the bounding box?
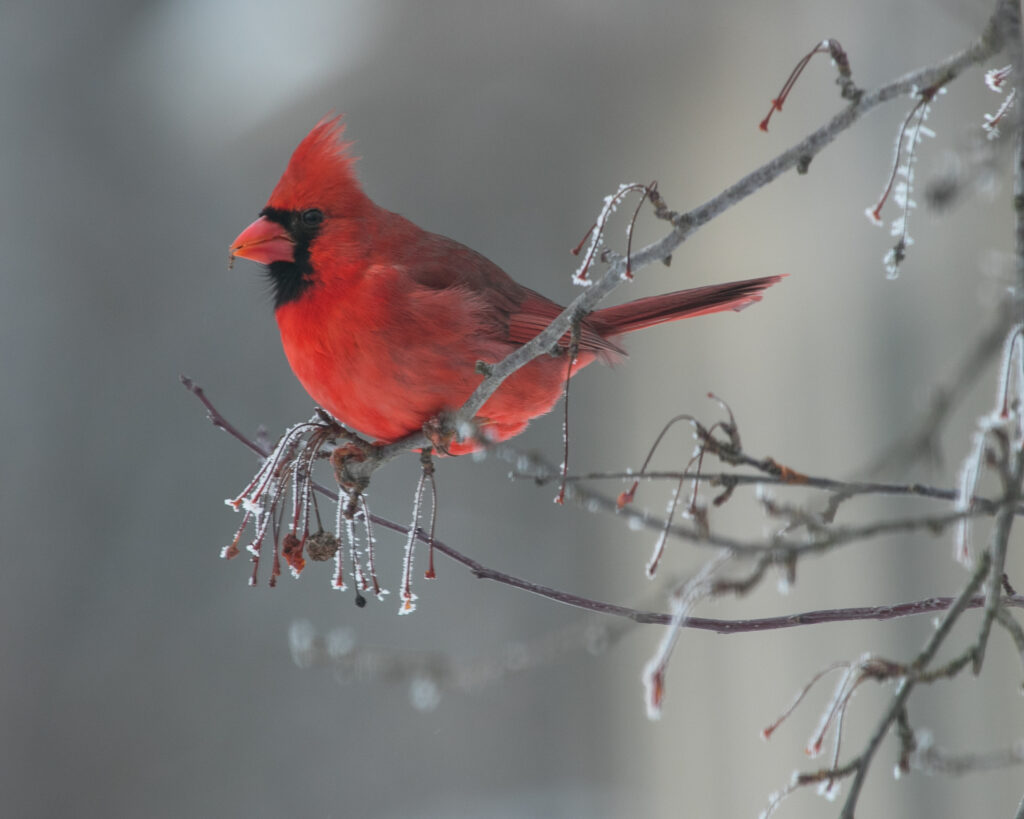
[984,65,1013,93]
[983,88,1016,140]
[399,472,427,614]
[642,552,730,720]
[572,182,642,285]
[332,492,348,590]
[954,324,1024,563]
[867,92,938,276]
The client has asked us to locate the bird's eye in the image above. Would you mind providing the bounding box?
[300,208,324,227]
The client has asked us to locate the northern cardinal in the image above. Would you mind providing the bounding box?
[230,118,781,455]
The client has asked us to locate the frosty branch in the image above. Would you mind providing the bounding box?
[323,0,1016,489]
[183,375,1024,633]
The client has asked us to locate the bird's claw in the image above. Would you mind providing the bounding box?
[422,413,458,456]
[330,440,377,494]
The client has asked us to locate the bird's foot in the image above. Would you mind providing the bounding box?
[330,439,379,500]
[422,412,458,456]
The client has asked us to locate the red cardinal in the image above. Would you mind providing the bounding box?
[230,118,781,455]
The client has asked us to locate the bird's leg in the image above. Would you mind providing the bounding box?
[329,437,380,512]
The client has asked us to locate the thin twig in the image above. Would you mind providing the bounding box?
[308,3,1012,485]
[838,553,992,818]
[184,372,1024,634]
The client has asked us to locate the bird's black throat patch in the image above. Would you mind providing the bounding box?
[260,206,322,309]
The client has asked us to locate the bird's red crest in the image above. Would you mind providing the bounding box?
[266,116,366,213]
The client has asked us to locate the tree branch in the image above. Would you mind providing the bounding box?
[324,0,1015,488]
[183,376,1024,635]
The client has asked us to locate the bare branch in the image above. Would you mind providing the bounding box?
[184,377,1024,633]
[315,0,1015,487]
[838,552,992,817]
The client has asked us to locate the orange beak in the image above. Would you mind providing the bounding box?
[229,216,295,266]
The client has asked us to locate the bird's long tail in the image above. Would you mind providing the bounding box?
[592,275,783,336]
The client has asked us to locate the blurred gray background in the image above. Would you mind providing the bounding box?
[3,0,1022,816]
